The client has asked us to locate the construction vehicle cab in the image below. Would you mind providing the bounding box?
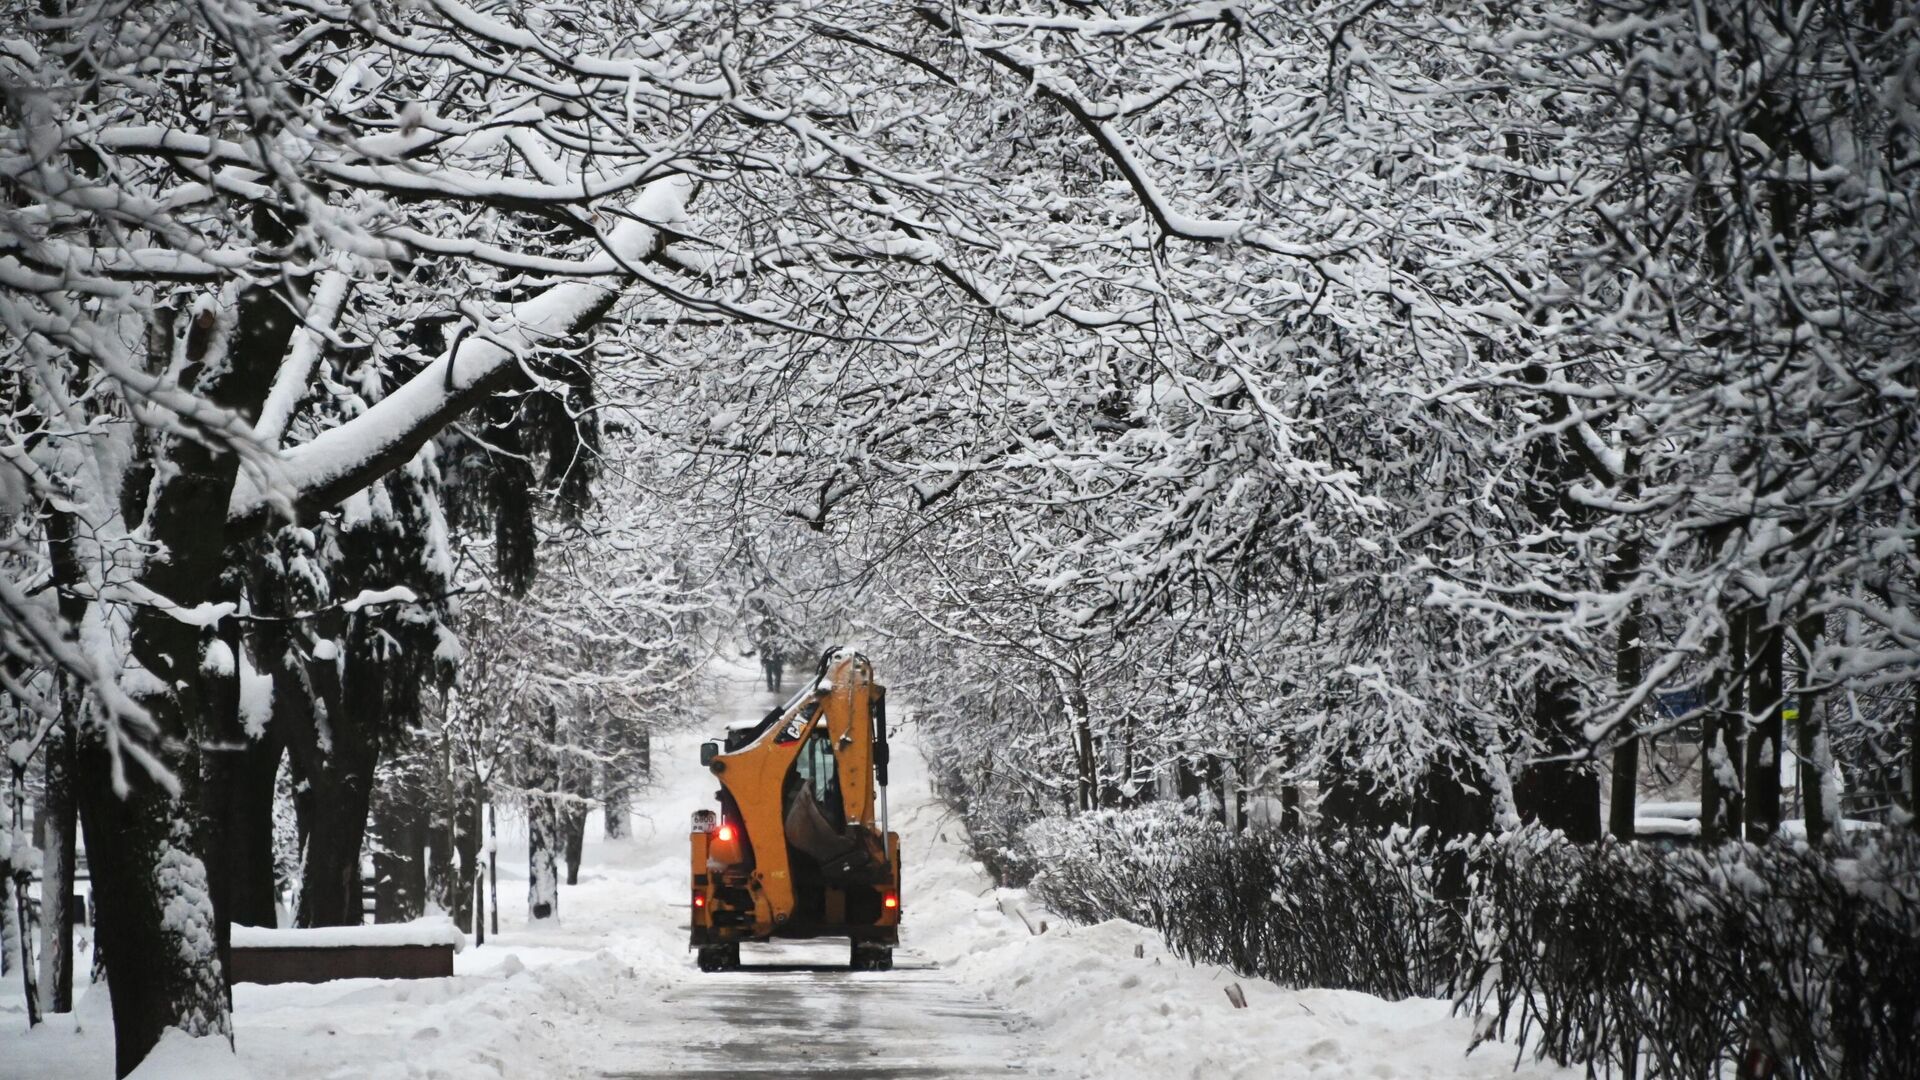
[690,648,900,971]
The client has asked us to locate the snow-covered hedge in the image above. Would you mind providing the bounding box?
[1019,808,1920,1079]
[1025,807,1462,1000]
[1462,831,1920,1080]
[927,777,1048,889]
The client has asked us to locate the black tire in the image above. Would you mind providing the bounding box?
[851,943,892,972]
[697,943,739,971]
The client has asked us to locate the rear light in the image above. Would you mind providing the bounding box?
[693,893,706,908]
[716,823,736,843]
[883,893,899,910]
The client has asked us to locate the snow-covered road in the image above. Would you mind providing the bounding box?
[5,663,1568,1079]
[572,677,1038,1080]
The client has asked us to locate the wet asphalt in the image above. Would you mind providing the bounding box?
[596,940,1037,1079]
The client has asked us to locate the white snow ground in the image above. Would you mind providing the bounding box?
[3,665,1571,1079]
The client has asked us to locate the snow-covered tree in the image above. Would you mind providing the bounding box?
[2,0,1914,1072]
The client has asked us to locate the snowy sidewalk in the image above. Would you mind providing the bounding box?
[567,678,1038,1080]
[593,942,1031,1078]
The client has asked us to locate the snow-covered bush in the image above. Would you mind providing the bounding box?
[1462,832,1920,1080]
[1014,803,1920,1078]
[922,736,1052,889]
[1026,807,1466,1000]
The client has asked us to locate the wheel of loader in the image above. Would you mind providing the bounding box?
[696,943,740,971]
[851,943,893,972]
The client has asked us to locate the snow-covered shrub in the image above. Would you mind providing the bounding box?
[925,762,1050,888]
[1013,804,1920,1078]
[1025,807,1467,1000]
[920,716,1056,888]
[1462,831,1920,1080]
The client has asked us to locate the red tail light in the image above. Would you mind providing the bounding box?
[716,823,736,843]
[693,893,706,908]
[883,893,899,910]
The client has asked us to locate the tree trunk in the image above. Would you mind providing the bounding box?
[1065,675,1096,814]
[75,752,231,1077]
[1607,725,1641,841]
[602,775,630,841]
[1221,762,1244,832]
[473,793,488,945]
[38,717,77,1013]
[1319,755,1408,832]
[1509,363,1601,843]
[1700,699,1724,844]
[279,661,376,929]
[295,778,373,927]
[427,807,456,915]
[1608,555,1645,841]
[372,779,428,923]
[263,600,393,928]
[5,842,36,1023]
[1909,685,1918,836]
[270,651,378,928]
[209,703,284,930]
[1176,748,1200,803]
[1702,608,1749,846]
[2,849,19,983]
[1794,612,1830,845]
[1514,675,1602,841]
[488,800,499,937]
[528,706,561,921]
[1414,753,1495,840]
[528,799,560,920]
[1745,620,1785,842]
[1416,752,1496,903]
[451,784,483,933]
[428,734,460,917]
[563,805,589,887]
[4,766,42,1013]
[73,282,299,1075]
[558,710,593,887]
[1187,755,1227,824]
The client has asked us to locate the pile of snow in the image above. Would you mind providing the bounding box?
[127,1032,256,1080]
[887,718,1573,1079]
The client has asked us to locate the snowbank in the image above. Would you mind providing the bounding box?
[889,714,1575,1080]
[126,1032,254,1080]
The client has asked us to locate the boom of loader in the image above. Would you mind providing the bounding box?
[690,648,901,971]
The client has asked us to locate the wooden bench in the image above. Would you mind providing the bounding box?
[229,921,465,985]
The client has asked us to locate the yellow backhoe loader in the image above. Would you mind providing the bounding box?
[690,648,900,971]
